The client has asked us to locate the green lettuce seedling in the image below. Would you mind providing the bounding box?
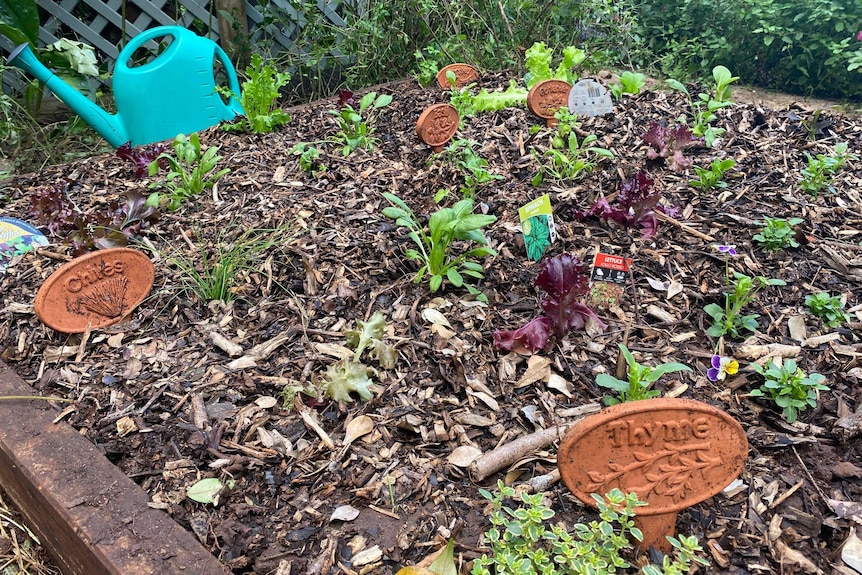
[322,360,375,404]
[345,310,397,368]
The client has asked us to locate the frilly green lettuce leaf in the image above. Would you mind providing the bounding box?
[323,359,374,403]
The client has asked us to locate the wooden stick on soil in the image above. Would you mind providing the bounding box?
[470,403,601,482]
[656,211,715,241]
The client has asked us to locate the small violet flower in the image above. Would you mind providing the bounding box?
[338,90,356,108]
[857,31,862,41]
[707,355,739,381]
[715,244,737,256]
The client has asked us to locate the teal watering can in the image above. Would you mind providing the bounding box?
[7,26,245,148]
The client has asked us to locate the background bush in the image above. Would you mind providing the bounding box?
[629,0,862,100]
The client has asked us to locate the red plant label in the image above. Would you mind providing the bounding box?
[591,253,631,284]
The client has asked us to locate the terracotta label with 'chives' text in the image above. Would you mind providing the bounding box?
[34,248,155,333]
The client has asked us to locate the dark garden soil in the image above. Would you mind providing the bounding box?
[1,72,862,575]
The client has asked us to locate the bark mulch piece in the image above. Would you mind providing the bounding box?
[1,74,861,574]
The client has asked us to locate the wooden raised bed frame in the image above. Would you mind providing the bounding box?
[0,360,228,575]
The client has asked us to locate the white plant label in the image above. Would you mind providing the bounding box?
[568,78,613,117]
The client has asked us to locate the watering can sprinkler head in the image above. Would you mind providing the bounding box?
[6,27,245,149]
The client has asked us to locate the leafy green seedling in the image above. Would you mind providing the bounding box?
[800,142,856,196]
[609,71,646,100]
[330,90,393,156]
[667,65,738,147]
[382,193,496,300]
[532,108,614,185]
[689,158,735,190]
[596,344,691,405]
[147,133,229,210]
[705,272,785,338]
[752,217,804,252]
[222,53,291,134]
[750,358,828,423]
[805,292,849,328]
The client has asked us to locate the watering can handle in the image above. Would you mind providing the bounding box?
[214,43,243,113]
[115,26,189,72]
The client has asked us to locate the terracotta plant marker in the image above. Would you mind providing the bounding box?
[435,63,480,89]
[34,247,155,333]
[558,397,748,552]
[527,79,572,127]
[416,104,460,152]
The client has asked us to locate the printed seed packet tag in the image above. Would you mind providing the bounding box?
[519,194,557,261]
[0,217,48,272]
[568,78,613,117]
[591,252,631,284]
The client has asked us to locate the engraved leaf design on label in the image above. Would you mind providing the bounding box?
[78,276,128,318]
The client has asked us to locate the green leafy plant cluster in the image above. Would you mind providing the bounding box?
[532,108,614,185]
[163,222,294,304]
[320,311,397,403]
[434,138,502,201]
[609,71,646,100]
[689,158,735,190]
[290,142,326,177]
[752,217,803,251]
[330,91,393,156]
[523,42,586,87]
[223,53,291,134]
[667,65,738,148]
[630,0,862,101]
[805,292,849,328]
[596,344,692,405]
[147,133,230,211]
[799,142,856,196]
[705,271,786,338]
[471,481,708,575]
[750,358,828,423]
[382,192,496,301]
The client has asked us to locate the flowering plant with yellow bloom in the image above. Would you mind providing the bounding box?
[707,355,738,381]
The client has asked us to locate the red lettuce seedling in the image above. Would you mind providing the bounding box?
[494,253,605,353]
[574,172,665,239]
[29,184,159,255]
[641,122,701,173]
[116,142,169,179]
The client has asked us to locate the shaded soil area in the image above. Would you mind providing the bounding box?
[2,73,862,574]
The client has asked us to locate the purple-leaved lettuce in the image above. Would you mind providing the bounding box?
[641,122,701,173]
[494,253,605,353]
[574,172,668,239]
[116,142,169,179]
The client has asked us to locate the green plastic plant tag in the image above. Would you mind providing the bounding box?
[518,194,556,261]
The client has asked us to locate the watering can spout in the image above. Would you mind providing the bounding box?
[7,43,130,148]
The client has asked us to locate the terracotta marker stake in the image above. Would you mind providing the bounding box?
[435,63,480,89]
[527,79,572,127]
[416,103,459,152]
[34,247,155,333]
[558,397,748,552]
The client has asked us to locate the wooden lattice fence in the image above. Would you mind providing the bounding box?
[1,0,351,92]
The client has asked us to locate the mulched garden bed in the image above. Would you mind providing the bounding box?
[1,72,861,574]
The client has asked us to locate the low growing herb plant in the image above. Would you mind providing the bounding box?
[805,292,849,328]
[329,90,393,156]
[290,142,326,177]
[667,65,738,148]
[435,138,502,201]
[799,142,857,196]
[689,158,735,190]
[609,71,646,100]
[471,481,709,575]
[147,133,230,211]
[596,343,692,405]
[532,108,614,185]
[223,53,291,134]
[750,358,828,423]
[382,192,496,301]
[752,217,804,252]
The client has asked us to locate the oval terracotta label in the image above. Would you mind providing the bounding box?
[34,248,155,333]
[436,63,480,89]
[527,79,572,125]
[558,398,747,515]
[416,104,459,152]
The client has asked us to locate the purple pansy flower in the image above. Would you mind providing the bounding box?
[707,355,739,381]
[715,244,737,256]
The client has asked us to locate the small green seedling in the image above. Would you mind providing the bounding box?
[689,158,735,190]
[222,53,291,134]
[667,65,738,147]
[705,272,785,338]
[147,133,229,210]
[805,292,849,328]
[382,192,496,301]
[750,358,828,423]
[752,217,804,252]
[800,142,856,196]
[532,108,614,185]
[609,71,646,100]
[596,344,691,405]
[330,91,393,156]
